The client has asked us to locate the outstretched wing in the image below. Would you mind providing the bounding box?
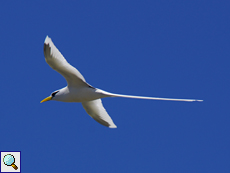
[82,99,117,128]
[44,36,89,88]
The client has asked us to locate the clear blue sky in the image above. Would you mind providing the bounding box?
[0,1,229,172]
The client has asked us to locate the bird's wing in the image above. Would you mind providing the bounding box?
[82,99,117,128]
[44,36,90,88]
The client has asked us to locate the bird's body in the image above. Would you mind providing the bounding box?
[41,36,202,128]
[51,87,107,102]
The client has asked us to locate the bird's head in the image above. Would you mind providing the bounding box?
[40,90,60,103]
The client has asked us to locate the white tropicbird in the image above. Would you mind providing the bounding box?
[41,36,203,128]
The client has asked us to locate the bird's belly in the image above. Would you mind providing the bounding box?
[62,88,106,102]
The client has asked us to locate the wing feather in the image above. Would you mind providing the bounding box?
[82,99,117,128]
[44,36,89,87]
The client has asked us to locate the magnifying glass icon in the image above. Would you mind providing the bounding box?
[3,154,18,170]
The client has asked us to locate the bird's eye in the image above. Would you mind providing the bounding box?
[51,91,59,97]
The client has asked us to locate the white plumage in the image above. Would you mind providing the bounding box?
[41,36,202,128]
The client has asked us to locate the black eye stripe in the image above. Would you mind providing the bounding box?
[51,91,59,97]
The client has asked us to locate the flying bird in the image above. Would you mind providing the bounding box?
[41,36,203,128]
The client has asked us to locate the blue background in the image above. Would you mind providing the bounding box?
[0,1,229,172]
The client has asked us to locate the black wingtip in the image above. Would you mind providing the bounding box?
[44,42,48,53]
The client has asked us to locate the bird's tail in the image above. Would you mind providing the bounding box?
[99,90,203,102]
[97,89,203,102]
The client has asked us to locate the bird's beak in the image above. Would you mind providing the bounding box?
[40,96,52,103]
